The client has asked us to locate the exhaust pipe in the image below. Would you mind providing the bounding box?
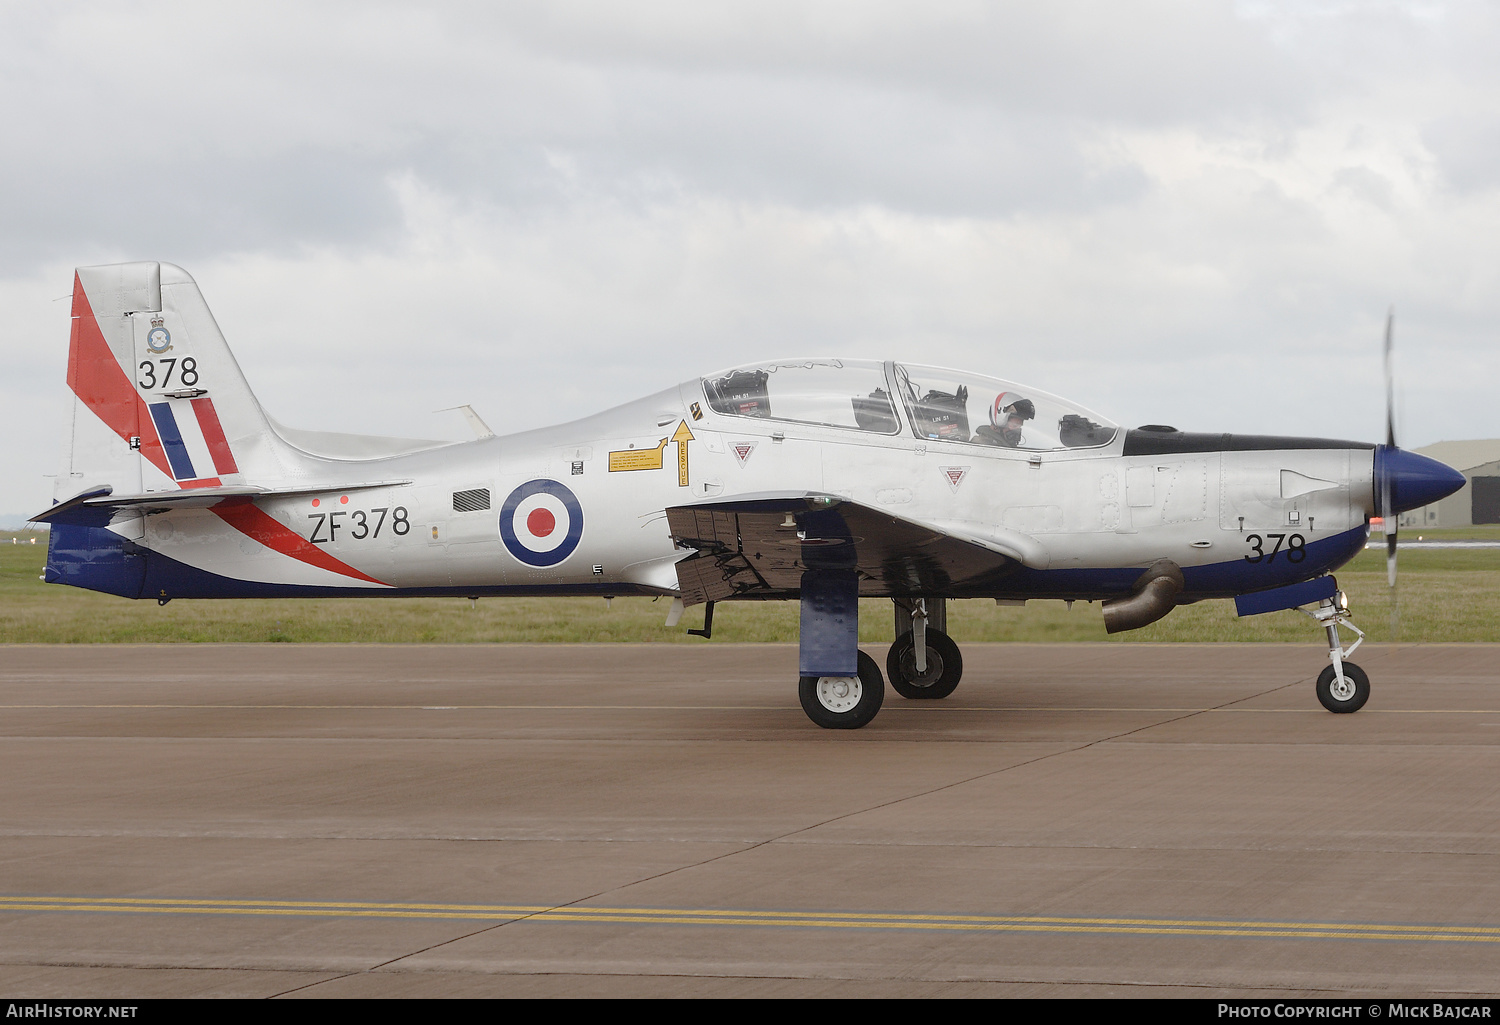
[1102,559,1184,635]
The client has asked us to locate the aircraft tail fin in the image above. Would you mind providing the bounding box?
[58,262,298,504]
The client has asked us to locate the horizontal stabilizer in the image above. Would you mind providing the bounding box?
[32,479,414,526]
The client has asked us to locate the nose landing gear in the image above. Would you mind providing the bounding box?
[1303,594,1370,713]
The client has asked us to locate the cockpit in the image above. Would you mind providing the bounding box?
[701,359,1117,451]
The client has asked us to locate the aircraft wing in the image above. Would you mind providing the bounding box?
[665,491,1037,605]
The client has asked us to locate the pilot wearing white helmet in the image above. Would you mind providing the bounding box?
[975,392,1035,447]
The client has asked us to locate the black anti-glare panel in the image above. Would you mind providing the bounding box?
[1122,430,1375,456]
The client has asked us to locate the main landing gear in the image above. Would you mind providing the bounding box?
[799,651,885,729]
[886,597,963,700]
[1304,592,1370,713]
[793,580,965,729]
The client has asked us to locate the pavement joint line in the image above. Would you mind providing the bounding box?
[588,687,1254,903]
[356,681,1032,973]
[9,704,1500,713]
[5,833,1500,857]
[2,896,1498,943]
[266,971,365,999]
[0,960,1426,995]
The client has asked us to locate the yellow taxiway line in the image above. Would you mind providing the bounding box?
[1,895,1496,944]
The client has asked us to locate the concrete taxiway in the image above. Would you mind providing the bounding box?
[1,642,1498,998]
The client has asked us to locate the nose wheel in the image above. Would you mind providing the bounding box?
[1303,593,1370,713]
[1316,662,1370,713]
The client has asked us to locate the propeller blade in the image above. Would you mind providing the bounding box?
[1388,541,1400,643]
[1383,309,1396,449]
[1382,308,1399,642]
[1385,490,1398,639]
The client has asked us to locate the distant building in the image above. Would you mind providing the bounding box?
[1398,440,1500,527]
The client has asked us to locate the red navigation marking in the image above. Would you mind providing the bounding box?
[190,397,239,476]
[340,495,348,504]
[311,498,320,507]
[67,274,172,482]
[526,508,556,537]
[211,499,388,585]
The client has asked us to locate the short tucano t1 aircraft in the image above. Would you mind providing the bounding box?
[34,262,1466,728]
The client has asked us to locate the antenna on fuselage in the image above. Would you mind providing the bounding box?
[437,404,496,440]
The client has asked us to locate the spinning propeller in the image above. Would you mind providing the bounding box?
[1382,310,1399,639]
[1369,316,1464,642]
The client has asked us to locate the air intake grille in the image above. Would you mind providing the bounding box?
[452,488,491,513]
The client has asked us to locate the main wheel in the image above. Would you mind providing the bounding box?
[1316,662,1370,713]
[799,650,885,729]
[886,629,963,699]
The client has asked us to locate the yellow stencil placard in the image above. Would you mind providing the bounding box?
[608,437,669,472]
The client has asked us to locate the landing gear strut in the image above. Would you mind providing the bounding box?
[1303,593,1370,713]
[887,598,963,699]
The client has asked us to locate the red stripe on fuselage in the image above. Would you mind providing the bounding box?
[210,499,389,586]
[190,397,239,475]
[179,477,223,489]
[67,273,173,482]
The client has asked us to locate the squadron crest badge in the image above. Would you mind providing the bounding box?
[145,315,173,353]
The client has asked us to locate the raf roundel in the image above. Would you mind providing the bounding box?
[500,479,584,567]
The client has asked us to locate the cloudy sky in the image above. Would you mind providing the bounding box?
[3,1,1497,518]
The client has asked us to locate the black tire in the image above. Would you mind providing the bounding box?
[886,629,963,700]
[1316,662,1370,713]
[799,650,885,729]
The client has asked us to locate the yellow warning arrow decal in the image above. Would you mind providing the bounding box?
[673,420,694,487]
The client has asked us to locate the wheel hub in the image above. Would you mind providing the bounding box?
[1330,672,1356,701]
[815,676,862,712]
[901,649,944,688]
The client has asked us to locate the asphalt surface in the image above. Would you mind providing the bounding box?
[1,642,1498,998]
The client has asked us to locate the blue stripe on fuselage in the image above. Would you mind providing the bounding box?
[44,521,1371,604]
[45,523,672,600]
[990,523,1370,600]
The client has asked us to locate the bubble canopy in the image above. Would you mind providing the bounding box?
[700,360,1118,451]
